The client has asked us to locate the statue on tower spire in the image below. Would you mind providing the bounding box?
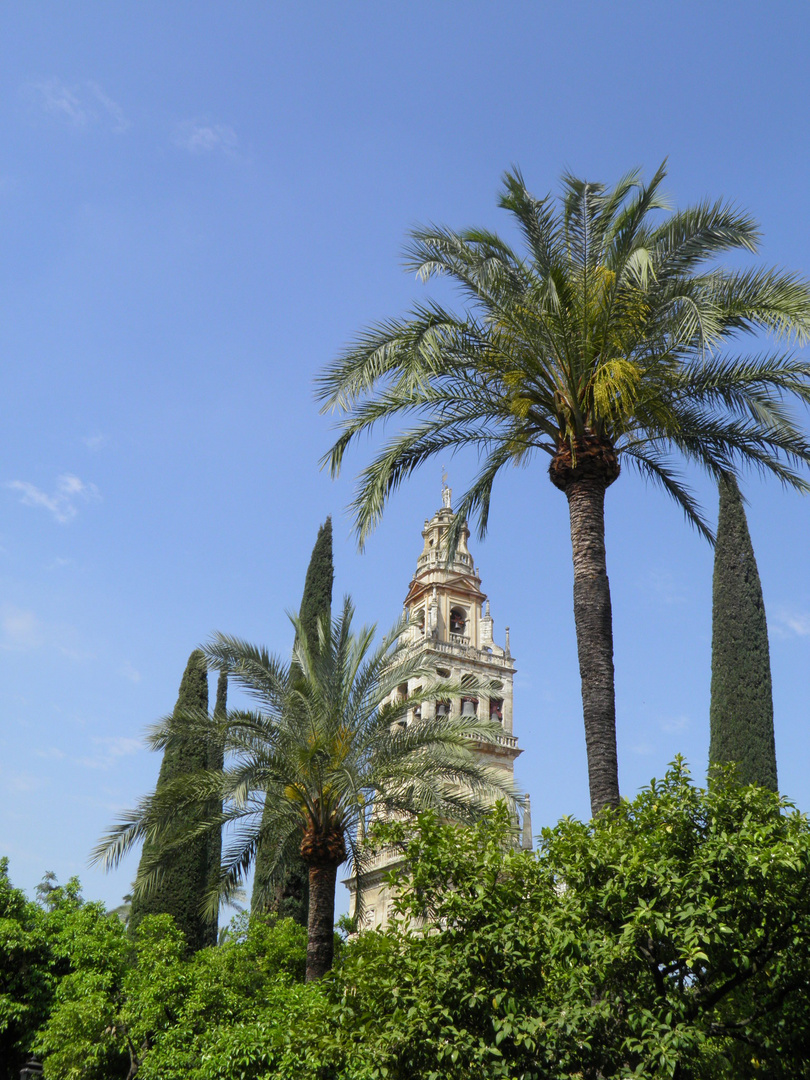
[441,467,452,509]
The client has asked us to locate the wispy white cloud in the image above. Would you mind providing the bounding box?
[83,432,109,452]
[771,607,810,639]
[56,640,95,663]
[77,736,143,770]
[46,556,73,571]
[0,606,42,650]
[86,81,129,132]
[173,120,238,154]
[7,772,42,793]
[120,661,142,684]
[0,607,91,660]
[630,742,655,756]
[7,473,100,524]
[658,714,691,734]
[28,78,88,126]
[35,746,66,760]
[26,78,129,132]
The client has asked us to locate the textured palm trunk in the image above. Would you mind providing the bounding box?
[550,437,620,816]
[305,860,339,981]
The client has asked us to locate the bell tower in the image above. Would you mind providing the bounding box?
[349,484,522,930]
[401,483,518,755]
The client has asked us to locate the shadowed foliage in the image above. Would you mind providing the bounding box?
[709,476,777,789]
[127,651,217,953]
[205,668,227,942]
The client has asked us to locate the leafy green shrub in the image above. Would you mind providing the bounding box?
[0,860,52,1079]
[328,763,810,1078]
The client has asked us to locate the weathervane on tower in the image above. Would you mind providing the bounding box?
[441,466,452,509]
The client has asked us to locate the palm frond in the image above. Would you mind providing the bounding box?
[321,164,810,554]
[708,266,810,342]
[93,595,523,917]
[650,200,761,277]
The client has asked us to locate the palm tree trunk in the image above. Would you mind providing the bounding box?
[306,861,339,980]
[565,473,619,815]
[551,437,620,816]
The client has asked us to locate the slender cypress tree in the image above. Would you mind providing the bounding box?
[709,477,778,790]
[297,516,334,656]
[203,669,227,946]
[129,650,213,951]
[251,517,333,921]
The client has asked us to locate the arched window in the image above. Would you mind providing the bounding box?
[449,606,467,636]
[411,685,422,722]
[489,681,504,723]
[460,673,477,717]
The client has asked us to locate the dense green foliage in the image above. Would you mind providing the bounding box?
[34,885,133,1079]
[331,765,810,1078]
[0,860,51,1078]
[34,909,320,1080]
[253,517,333,922]
[11,764,810,1077]
[0,867,134,1079]
[128,650,217,953]
[709,477,778,789]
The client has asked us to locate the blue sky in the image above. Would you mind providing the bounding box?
[2,2,810,914]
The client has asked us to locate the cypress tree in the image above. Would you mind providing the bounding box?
[251,516,333,921]
[129,650,213,952]
[204,669,227,947]
[709,476,778,790]
[297,515,334,657]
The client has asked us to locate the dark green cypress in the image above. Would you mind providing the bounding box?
[709,477,778,790]
[297,515,334,658]
[129,650,213,951]
[204,669,227,947]
[251,517,333,921]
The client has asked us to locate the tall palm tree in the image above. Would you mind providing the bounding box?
[317,164,810,816]
[94,597,518,981]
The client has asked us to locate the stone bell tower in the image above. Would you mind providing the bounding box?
[349,483,524,930]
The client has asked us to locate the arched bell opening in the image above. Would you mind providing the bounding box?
[411,685,422,723]
[449,606,468,642]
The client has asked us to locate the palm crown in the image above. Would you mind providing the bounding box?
[318,164,810,815]
[320,164,810,545]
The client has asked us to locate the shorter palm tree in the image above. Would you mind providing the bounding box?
[94,597,519,981]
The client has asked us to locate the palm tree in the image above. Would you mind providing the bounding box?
[94,597,518,981]
[317,164,810,817]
